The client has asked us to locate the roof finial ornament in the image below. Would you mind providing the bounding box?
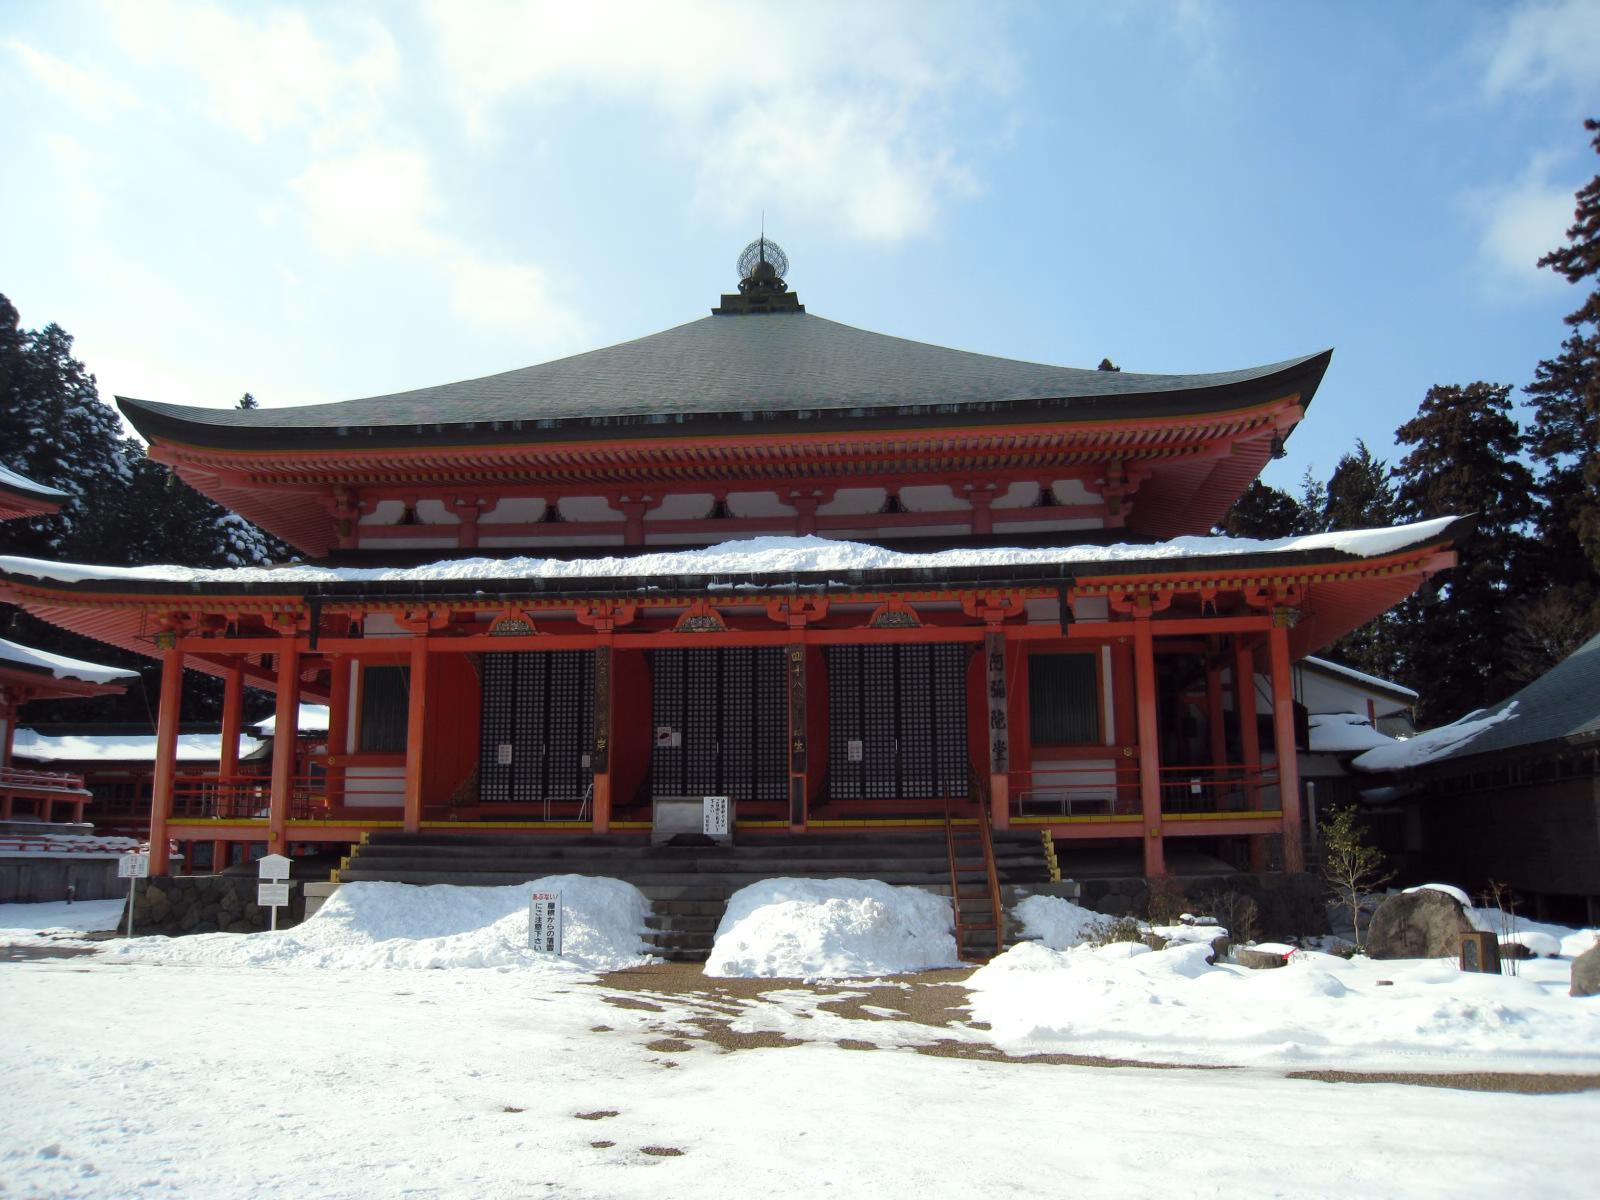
[713,232,804,315]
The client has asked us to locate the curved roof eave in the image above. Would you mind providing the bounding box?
[116,312,1331,453]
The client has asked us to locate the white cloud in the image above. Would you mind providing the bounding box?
[105,0,399,144]
[2,37,151,118]
[290,148,588,346]
[1466,152,1576,296]
[420,0,1015,242]
[1480,0,1600,98]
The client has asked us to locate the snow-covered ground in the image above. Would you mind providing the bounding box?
[3,884,1598,1199]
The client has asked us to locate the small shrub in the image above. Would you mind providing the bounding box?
[1094,916,1145,946]
[1146,875,1188,926]
[1199,889,1262,945]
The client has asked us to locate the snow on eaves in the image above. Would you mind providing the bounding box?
[1301,656,1418,700]
[1308,713,1398,755]
[0,463,67,499]
[0,516,1464,590]
[1351,704,1517,772]
[0,636,138,684]
[11,728,265,764]
[252,704,331,736]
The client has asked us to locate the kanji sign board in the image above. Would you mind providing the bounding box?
[117,854,150,879]
[528,891,563,955]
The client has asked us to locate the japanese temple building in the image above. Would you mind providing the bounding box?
[0,242,1465,880]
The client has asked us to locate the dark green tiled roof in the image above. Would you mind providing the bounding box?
[118,312,1330,450]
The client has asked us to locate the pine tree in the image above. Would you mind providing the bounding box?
[1522,117,1600,661]
[1320,441,1406,681]
[1392,382,1535,722]
[1294,468,1329,534]
[237,392,259,410]
[1216,480,1305,538]
[0,294,132,563]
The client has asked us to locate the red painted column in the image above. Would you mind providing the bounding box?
[149,645,184,874]
[213,838,229,874]
[325,655,350,810]
[403,634,429,832]
[1233,637,1265,870]
[1205,662,1227,776]
[268,636,301,855]
[218,660,243,788]
[1132,617,1165,877]
[1,700,17,771]
[1268,620,1305,873]
[590,637,613,835]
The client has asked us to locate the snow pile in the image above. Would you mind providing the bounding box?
[1014,894,1109,948]
[968,936,1600,1070]
[0,898,124,936]
[1401,883,1599,956]
[108,878,654,973]
[705,878,960,979]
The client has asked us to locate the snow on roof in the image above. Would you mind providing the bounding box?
[1351,705,1518,772]
[11,729,265,764]
[0,463,67,500]
[1300,656,1417,701]
[252,704,331,736]
[0,517,1463,589]
[0,637,139,685]
[1308,713,1399,755]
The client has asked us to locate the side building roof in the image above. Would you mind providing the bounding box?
[1353,630,1600,773]
[0,463,66,521]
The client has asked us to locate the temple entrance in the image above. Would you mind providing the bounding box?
[824,643,969,803]
[476,651,595,815]
[648,647,788,803]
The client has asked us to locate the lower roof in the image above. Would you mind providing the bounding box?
[0,637,138,687]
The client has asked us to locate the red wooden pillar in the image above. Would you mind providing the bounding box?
[590,639,613,834]
[983,629,1011,830]
[0,699,16,770]
[403,634,429,832]
[1132,618,1164,877]
[1233,637,1265,870]
[1268,620,1305,873]
[787,640,808,831]
[325,654,351,810]
[218,661,244,782]
[1205,662,1227,772]
[268,636,301,855]
[149,644,184,874]
[213,838,228,874]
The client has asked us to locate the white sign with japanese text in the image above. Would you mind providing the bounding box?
[528,891,563,955]
[117,853,150,879]
[702,796,730,837]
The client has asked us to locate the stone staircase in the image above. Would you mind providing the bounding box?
[336,830,1046,961]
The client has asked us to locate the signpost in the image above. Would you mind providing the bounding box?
[528,891,563,955]
[257,854,293,931]
[118,852,149,938]
[702,795,730,838]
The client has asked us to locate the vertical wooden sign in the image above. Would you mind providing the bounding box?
[985,632,1008,775]
[591,645,611,775]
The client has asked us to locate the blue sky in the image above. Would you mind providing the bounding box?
[2,0,1597,493]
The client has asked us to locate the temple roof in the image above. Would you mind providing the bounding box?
[118,312,1331,450]
[0,463,66,520]
[0,636,137,686]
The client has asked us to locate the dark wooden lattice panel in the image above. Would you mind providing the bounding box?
[478,653,517,803]
[684,649,722,794]
[825,645,863,801]
[650,648,686,797]
[752,646,788,801]
[932,643,970,797]
[511,653,546,802]
[862,644,898,799]
[719,646,754,799]
[544,651,595,800]
[897,643,935,797]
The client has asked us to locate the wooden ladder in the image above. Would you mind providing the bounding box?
[944,786,1006,963]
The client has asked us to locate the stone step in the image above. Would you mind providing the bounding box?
[645,913,721,933]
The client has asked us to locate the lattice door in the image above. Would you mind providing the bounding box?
[477,650,594,805]
[649,647,786,799]
[825,643,969,801]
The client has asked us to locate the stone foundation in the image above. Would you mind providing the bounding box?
[1070,872,1328,939]
[122,874,307,936]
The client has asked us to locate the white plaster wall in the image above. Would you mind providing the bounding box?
[360,500,406,525]
[479,533,626,548]
[990,482,1038,510]
[344,765,406,807]
[479,498,546,525]
[413,500,459,525]
[818,488,884,516]
[557,496,616,522]
[1050,479,1096,505]
[899,485,966,512]
[647,493,713,521]
[728,491,791,518]
[356,536,457,551]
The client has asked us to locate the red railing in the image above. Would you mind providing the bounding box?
[167,773,402,820]
[0,765,90,800]
[1008,762,1281,819]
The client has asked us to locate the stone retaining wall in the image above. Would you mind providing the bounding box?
[1070,871,1327,939]
[123,874,308,936]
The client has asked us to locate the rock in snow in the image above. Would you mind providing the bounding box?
[1573,941,1600,998]
[705,878,960,979]
[1366,889,1475,959]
